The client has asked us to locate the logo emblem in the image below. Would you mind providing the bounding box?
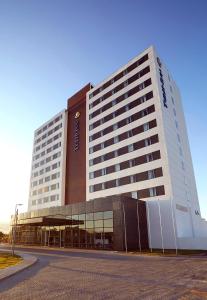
[75,111,80,119]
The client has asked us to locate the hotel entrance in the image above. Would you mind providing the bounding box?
[13,196,149,251]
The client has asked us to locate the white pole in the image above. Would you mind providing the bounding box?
[122,203,128,253]
[136,200,141,252]
[60,228,61,248]
[170,197,178,255]
[48,228,50,247]
[157,199,164,254]
[11,206,16,256]
[146,200,152,252]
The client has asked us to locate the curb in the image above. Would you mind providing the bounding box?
[0,252,38,282]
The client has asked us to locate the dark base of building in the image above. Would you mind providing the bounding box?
[14,196,149,251]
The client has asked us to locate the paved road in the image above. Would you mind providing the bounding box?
[1,246,207,299]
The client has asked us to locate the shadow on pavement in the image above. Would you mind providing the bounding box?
[0,254,57,293]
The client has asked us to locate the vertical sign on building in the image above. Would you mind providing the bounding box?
[157,57,168,108]
[74,111,80,151]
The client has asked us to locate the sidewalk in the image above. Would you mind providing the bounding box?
[0,251,37,282]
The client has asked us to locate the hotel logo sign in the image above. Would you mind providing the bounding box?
[74,111,80,151]
[157,57,168,108]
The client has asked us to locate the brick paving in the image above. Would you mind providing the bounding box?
[0,246,207,299]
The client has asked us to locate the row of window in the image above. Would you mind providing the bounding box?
[35,140,62,156]
[31,172,60,187]
[31,194,60,205]
[33,161,61,178]
[35,123,62,144]
[70,211,113,221]
[90,119,157,154]
[89,54,148,99]
[89,78,152,120]
[89,66,150,110]
[33,151,61,170]
[31,183,60,196]
[35,131,62,150]
[36,115,63,136]
[89,150,161,179]
[90,186,165,201]
[89,134,159,166]
[89,104,155,143]
[89,117,157,154]
[89,91,153,131]
[89,167,163,193]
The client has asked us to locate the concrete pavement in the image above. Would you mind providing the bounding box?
[0,252,37,282]
[0,245,207,299]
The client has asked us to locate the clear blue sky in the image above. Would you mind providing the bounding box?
[0,0,206,224]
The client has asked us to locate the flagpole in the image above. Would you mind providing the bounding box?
[146,200,152,252]
[122,202,128,253]
[170,197,178,255]
[157,199,164,254]
[136,200,141,252]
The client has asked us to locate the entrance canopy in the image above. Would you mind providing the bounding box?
[16,217,82,227]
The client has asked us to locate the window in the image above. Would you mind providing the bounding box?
[145,138,151,147]
[89,172,94,179]
[143,122,149,131]
[45,166,50,172]
[39,169,44,175]
[128,144,134,152]
[44,186,49,192]
[38,198,42,204]
[114,136,119,144]
[52,163,59,170]
[94,212,103,220]
[89,186,94,193]
[179,147,183,156]
[39,178,43,184]
[146,153,153,162]
[46,157,51,163]
[50,195,57,202]
[115,164,120,172]
[113,123,118,130]
[43,197,49,203]
[45,176,50,182]
[175,120,178,129]
[148,170,155,179]
[171,97,175,105]
[51,173,59,180]
[130,175,135,183]
[104,211,113,219]
[149,187,157,197]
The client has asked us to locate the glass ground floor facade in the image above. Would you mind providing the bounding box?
[13,196,149,251]
[15,211,113,249]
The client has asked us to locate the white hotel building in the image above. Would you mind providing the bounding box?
[23,46,207,250]
[86,46,207,249]
[28,110,67,211]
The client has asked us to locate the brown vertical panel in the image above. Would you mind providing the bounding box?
[65,83,92,205]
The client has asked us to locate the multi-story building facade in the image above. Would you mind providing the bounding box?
[28,110,67,211]
[17,46,207,251]
[86,46,205,249]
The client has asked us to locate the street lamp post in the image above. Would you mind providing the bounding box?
[11,203,23,256]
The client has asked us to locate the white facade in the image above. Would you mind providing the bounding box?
[28,110,67,211]
[86,46,207,249]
